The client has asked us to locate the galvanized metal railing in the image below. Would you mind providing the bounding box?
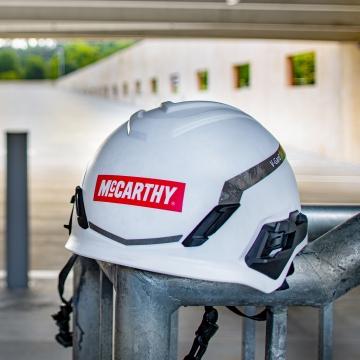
[72,206,360,360]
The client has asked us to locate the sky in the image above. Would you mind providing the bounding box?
[0,38,57,49]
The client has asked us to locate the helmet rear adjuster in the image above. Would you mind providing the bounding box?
[245,211,308,279]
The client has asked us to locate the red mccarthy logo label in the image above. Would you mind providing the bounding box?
[93,174,186,212]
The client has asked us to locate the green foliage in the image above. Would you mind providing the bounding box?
[0,70,21,80]
[197,70,208,91]
[0,40,135,80]
[234,63,250,88]
[24,55,46,79]
[0,49,21,76]
[64,42,99,74]
[47,55,60,80]
[62,40,134,76]
[290,52,316,86]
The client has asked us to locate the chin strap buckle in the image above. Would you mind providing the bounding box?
[52,303,73,347]
[184,306,219,360]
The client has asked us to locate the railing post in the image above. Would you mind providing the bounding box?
[6,132,29,289]
[99,271,113,360]
[242,306,256,360]
[265,306,288,360]
[73,257,101,360]
[170,310,179,360]
[318,303,333,360]
[113,266,176,360]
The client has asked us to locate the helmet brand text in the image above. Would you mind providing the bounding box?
[269,153,282,168]
[93,175,186,212]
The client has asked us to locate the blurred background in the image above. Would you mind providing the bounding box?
[0,1,360,359]
[1,37,360,271]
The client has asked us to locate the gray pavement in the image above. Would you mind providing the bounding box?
[0,279,72,360]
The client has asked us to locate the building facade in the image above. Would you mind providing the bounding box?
[57,39,360,163]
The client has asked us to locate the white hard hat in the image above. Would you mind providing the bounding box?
[65,101,307,293]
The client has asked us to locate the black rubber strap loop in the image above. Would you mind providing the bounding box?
[226,306,268,321]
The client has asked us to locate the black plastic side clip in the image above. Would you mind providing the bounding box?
[75,186,89,229]
[182,203,240,247]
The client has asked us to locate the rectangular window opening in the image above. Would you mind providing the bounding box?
[287,52,316,86]
[112,84,118,97]
[233,63,250,89]
[170,73,180,94]
[150,77,158,94]
[197,70,208,91]
[135,80,141,94]
[123,82,128,96]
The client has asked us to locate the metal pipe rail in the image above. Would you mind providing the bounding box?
[72,208,360,360]
[304,204,360,241]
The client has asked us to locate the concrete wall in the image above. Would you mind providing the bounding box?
[341,43,360,163]
[57,39,359,163]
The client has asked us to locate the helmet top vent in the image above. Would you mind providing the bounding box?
[160,101,238,115]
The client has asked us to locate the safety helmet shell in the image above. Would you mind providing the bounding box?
[66,101,307,293]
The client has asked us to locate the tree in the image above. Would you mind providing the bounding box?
[24,55,46,79]
[291,52,316,86]
[64,42,99,74]
[47,55,60,79]
[62,40,135,75]
[0,49,21,78]
[0,71,21,80]
[96,40,134,59]
[0,40,136,80]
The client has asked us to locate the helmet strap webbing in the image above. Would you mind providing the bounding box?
[52,254,78,348]
[226,306,268,321]
[184,306,267,360]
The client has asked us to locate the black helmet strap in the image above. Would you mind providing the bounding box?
[226,306,267,321]
[184,306,267,360]
[52,254,78,348]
